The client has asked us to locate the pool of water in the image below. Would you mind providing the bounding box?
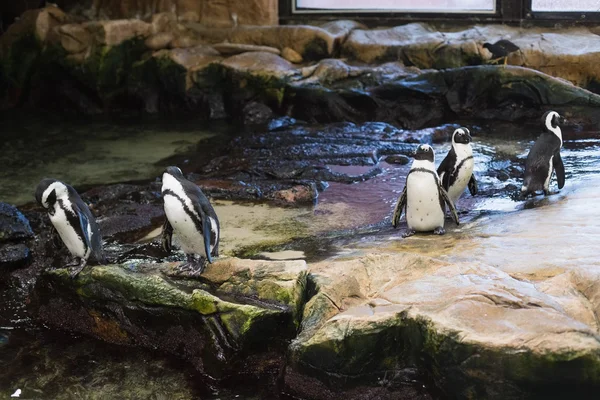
[0,112,230,205]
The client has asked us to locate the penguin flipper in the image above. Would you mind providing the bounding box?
[202,214,213,264]
[468,174,478,196]
[392,186,407,229]
[437,155,451,191]
[553,152,565,189]
[161,219,174,253]
[439,185,460,225]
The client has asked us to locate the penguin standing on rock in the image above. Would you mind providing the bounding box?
[161,166,220,275]
[392,144,459,237]
[521,111,567,197]
[35,179,106,278]
[437,127,478,209]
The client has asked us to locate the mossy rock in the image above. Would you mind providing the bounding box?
[46,258,307,347]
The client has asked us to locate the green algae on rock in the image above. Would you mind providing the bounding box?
[33,258,307,377]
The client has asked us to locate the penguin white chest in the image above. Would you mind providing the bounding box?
[406,172,445,232]
[163,195,209,257]
[49,205,88,259]
[448,157,474,204]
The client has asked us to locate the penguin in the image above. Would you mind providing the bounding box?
[521,111,567,197]
[392,144,460,237]
[35,179,106,278]
[161,166,220,275]
[437,127,478,208]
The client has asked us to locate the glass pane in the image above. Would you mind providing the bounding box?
[532,0,600,11]
[295,0,495,12]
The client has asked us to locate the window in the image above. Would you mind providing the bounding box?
[531,0,600,12]
[293,0,496,13]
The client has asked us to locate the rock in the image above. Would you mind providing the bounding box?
[342,23,445,65]
[0,243,31,271]
[242,101,273,126]
[34,5,68,44]
[282,47,303,64]
[287,252,600,398]
[151,12,177,35]
[320,20,367,38]
[272,184,317,205]
[178,11,200,23]
[221,51,297,80]
[0,203,33,243]
[87,19,152,47]
[33,258,308,377]
[170,35,200,49]
[145,32,174,50]
[185,24,337,60]
[213,43,281,56]
[58,24,92,54]
[0,6,67,58]
[199,0,278,27]
[385,154,410,165]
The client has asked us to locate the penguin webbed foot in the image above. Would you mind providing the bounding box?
[433,227,446,235]
[402,229,416,238]
[177,254,207,276]
[66,258,87,279]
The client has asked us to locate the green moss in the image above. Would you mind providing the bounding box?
[191,289,219,314]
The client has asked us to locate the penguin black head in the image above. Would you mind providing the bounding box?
[164,166,184,179]
[452,127,472,145]
[35,178,66,209]
[413,144,434,162]
[542,111,566,132]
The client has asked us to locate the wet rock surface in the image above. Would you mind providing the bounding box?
[32,258,307,379]
[0,203,33,243]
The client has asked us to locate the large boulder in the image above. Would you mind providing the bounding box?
[342,23,600,88]
[286,252,600,399]
[33,258,307,377]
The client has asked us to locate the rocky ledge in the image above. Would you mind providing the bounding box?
[3,6,600,127]
[33,258,307,378]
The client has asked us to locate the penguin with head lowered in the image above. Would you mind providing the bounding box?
[392,144,459,237]
[437,127,478,209]
[161,166,220,275]
[35,179,106,278]
[521,111,566,197]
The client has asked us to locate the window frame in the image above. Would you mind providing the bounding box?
[280,0,600,24]
[292,0,499,15]
[524,0,600,21]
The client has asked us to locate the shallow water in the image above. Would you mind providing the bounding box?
[0,112,229,205]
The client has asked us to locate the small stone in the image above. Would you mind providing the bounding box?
[0,244,31,271]
[145,32,174,50]
[385,154,410,165]
[0,203,33,243]
[282,47,303,64]
[242,102,273,126]
[496,171,510,181]
[272,185,317,205]
[58,24,92,54]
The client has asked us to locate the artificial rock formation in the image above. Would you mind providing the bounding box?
[34,258,307,377]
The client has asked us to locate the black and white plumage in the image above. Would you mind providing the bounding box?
[392,144,459,237]
[161,166,220,275]
[483,39,520,66]
[521,111,567,197]
[437,127,478,207]
[35,179,106,278]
